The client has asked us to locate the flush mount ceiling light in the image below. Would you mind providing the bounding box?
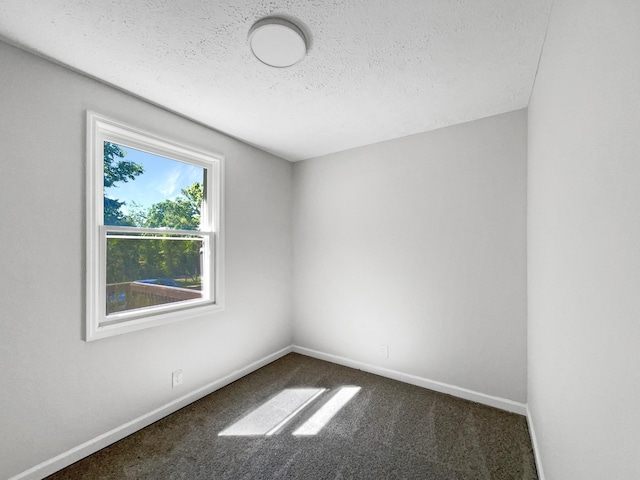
[249,17,307,68]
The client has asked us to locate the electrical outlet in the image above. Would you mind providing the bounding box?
[379,345,389,359]
[172,369,183,388]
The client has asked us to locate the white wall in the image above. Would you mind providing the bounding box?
[0,41,292,479]
[293,110,528,403]
[528,0,640,478]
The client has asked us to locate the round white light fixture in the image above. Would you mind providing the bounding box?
[249,18,307,68]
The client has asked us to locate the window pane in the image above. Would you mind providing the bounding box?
[103,141,205,230]
[106,236,204,316]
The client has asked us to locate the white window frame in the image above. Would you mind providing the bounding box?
[86,111,224,341]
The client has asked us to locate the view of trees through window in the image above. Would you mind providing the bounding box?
[104,141,206,315]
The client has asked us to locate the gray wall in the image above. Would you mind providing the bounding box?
[13,1,640,474]
[293,110,528,403]
[0,41,293,479]
[528,0,640,478]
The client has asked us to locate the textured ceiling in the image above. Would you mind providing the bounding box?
[0,0,552,161]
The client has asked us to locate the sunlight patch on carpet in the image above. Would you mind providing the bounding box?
[293,386,361,436]
[219,388,325,436]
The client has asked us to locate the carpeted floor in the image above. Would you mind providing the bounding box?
[46,353,538,479]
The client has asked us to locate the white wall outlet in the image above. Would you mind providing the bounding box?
[172,369,183,388]
[379,345,389,359]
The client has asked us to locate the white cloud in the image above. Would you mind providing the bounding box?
[157,163,203,199]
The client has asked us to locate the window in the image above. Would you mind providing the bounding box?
[86,112,224,341]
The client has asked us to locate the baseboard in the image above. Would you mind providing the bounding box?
[13,345,533,479]
[11,345,293,480]
[292,345,527,416]
[526,406,545,480]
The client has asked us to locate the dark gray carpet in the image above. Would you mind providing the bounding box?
[46,353,538,479]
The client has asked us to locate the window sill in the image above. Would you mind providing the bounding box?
[86,300,225,341]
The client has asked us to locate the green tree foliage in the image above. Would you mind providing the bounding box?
[145,182,203,230]
[106,181,205,285]
[121,201,148,228]
[103,142,144,226]
[103,142,144,187]
[142,183,203,281]
[145,199,199,230]
[182,182,204,213]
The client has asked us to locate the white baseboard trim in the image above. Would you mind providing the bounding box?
[11,345,293,480]
[526,406,545,480]
[13,345,534,480]
[292,345,527,416]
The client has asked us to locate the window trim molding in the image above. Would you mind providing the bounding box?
[86,111,224,341]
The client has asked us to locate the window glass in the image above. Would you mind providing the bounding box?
[106,234,204,316]
[103,142,205,230]
[102,142,207,317]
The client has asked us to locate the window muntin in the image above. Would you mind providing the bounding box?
[87,112,224,340]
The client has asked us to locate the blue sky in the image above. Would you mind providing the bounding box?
[105,144,204,214]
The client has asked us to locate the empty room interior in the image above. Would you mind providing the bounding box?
[1,1,638,479]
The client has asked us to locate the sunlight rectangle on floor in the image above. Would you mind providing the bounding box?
[293,386,361,436]
[219,388,325,436]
